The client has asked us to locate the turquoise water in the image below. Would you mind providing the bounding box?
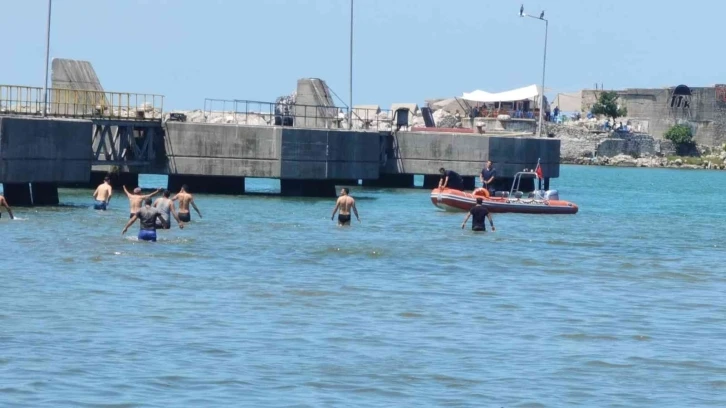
[2,165,726,407]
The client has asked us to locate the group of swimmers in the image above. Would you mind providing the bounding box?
[1,173,493,236]
[92,176,202,242]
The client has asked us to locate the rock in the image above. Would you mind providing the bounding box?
[674,159,683,166]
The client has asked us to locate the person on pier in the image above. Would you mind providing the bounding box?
[172,185,202,223]
[438,167,465,191]
[331,187,360,226]
[0,195,14,220]
[122,198,174,242]
[92,176,113,210]
[123,185,162,218]
[461,198,495,232]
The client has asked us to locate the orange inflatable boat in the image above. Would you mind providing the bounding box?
[430,171,579,214]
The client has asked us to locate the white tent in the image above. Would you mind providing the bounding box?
[462,84,541,103]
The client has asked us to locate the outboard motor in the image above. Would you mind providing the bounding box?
[544,189,559,200]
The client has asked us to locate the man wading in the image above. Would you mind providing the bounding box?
[461,198,495,232]
[122,198,176,242]
[123,185,161,218]
[172,185,202,223]
[331,187,360,226]
[153,190,184,229]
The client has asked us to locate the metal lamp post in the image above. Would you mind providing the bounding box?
[519,5,547,137]
[348,0,354,129]
[42,0,52,117]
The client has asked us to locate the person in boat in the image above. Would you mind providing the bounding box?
[122,197,169,242]
[0,195,14,220]
[438,168,465,191]
[172,185,202,223]
[92,176,113,210]
[123,185,162,218]
[153,190,184,230]
[331,187,360,226]
[480,161,497,194]
[461,198,495,232]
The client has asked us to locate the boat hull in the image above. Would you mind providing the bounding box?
[430,188,578,214]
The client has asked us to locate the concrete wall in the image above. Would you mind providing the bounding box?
[50,58,106,117]
[0,117,92,183]
[280,129,380,179]
[293,78,338,128]
[165,123,381,180]
[582,87,726,146]
[165,123,281,177]
[383,131,559,178]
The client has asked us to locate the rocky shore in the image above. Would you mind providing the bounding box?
[548,122,726,170]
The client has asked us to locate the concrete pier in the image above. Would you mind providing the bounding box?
[168,174,245,195]
[281,179,337,197]
[362,174,414,188]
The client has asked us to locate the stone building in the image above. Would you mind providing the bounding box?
[581,85,726,146]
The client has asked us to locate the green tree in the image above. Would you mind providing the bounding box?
[590,91,628,123]
[664,124,693,145]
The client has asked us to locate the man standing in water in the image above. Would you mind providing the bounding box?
[122,198,170,242]
[461,198,495,232]
[153,190,184,229]
[172,185,202,223]
[92,176,113,210]
[331,187,360,226]
[123,185,161,218]
[438,167,465,190]
[0,195,14,219]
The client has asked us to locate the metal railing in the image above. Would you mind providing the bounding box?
[0,84,164,121]
[201,98,394,130]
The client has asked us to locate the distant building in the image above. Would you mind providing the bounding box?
[581,85,726,146]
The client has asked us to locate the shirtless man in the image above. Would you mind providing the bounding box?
[92,176,113,210]
[172,185,202,222]
[331,187,360,226]
[0,195,14,220]
[123,185,161,218]
[153,190,184,230]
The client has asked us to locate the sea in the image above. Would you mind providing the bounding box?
[1,165,725,407]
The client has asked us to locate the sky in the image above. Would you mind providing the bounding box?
[2,0,724,110]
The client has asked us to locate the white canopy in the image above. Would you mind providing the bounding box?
[462,84,541,103]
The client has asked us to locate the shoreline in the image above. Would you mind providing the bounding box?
[561,155,726,170]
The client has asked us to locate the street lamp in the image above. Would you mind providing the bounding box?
[42,0,52,117]
[348,0,353,129]
[519,4,547,137]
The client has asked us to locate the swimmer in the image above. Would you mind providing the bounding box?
[122,197,169,242]
[123,185,161,218]
[172,184,202,223]
[92,176,113,210]
[0,195,14,220]
[330,187,360,226]
[461,197,495,232]
[152,190,184,229]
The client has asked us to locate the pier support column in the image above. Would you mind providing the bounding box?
[2,183,32,206]
[280,179,336,197]
[31,183,59,205]
[167,175,245,195]
[423,175,441,189]
[462,176,476,191]
[362,174,414,188]
[544,177,550,191]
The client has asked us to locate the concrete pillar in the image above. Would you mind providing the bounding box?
[362,174,414,188]
[423,175,441,189]
[462,176,475,191]
[31,183,59,205]
[168,174,245,195]
[2,183,32,206]
[280,179,336,197]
